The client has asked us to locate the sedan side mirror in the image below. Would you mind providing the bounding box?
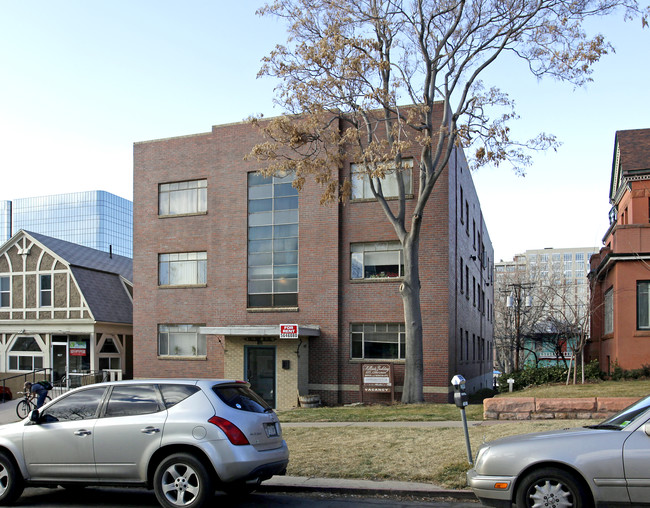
[29,409,40,423]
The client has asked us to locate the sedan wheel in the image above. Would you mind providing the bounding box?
[516,467,591,508]
[154,453,213,508]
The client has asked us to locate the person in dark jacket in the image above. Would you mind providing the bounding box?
[24,381,48,408]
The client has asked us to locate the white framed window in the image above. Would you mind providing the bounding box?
[159,179,207,216]
[351,159,413,200]
[0,276,9,307]
[159,252,207,286]
[351,242,403,279]
[604,288,614,335]
[8,336,44,371]
[98,337,121,371]
[158,324,206,357]
[40,274,52,307]
[351,323,405,360]
[638,282,650,330]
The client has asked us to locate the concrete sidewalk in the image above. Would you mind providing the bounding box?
[0,398,478,502]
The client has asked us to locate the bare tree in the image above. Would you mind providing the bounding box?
[248,0,648,402]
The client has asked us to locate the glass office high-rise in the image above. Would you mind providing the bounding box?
[0,201,10,245]
[1,191,133,258]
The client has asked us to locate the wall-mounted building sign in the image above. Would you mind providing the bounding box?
[279,324,298,339]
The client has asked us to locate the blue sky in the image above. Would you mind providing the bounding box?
[1,2,648,261]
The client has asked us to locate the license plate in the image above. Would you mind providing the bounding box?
[264,423,278,438]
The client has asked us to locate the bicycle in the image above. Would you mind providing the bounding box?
[15,391,52,419]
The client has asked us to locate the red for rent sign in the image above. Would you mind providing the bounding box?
[280,324,298,339]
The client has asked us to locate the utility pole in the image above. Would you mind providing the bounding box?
[505,283,533,371]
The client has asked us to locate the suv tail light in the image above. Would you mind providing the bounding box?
[208,416,250,445]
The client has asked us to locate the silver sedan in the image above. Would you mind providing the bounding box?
[467,395,650,507]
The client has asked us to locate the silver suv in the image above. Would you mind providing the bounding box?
[0,379,289,508]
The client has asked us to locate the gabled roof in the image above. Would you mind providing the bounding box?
[25,230,132,280]
[2,230,133,325]
[610,128,650,203]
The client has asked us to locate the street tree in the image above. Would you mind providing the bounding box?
[248,0,648,402]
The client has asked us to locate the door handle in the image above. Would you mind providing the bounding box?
[74,429,92,436]
[141,426,161,434]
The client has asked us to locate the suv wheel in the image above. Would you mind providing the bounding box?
[153,453,213,508]
[0,452,23,505]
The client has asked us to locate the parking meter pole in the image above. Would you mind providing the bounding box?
[460,407,473,465]
[451,374,473,466]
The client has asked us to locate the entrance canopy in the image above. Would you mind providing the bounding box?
[198,324,320,338]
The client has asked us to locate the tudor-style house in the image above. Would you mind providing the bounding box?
[0,230,133,393]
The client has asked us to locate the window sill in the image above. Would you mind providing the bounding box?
[247,307,299,313]
[634,330,650,337]
[157,355,207,361]
[158,212,208,219]
[349,359,405,363]
[351,194,414,203]
[350,277,402,283]
[158,284,208,289]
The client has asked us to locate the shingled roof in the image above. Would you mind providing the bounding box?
[610,128,650,202]
[24,231,133,324]
[616,128,650,173]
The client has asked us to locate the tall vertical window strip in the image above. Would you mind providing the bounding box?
[248,173,299,308]
[159,180,207,216]
[40,275,52,307]
[0,276,9,307]
[604,288,614,335]
[638,282,650,330]
[159,252,207,286]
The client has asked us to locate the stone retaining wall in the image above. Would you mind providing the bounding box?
[484,397,639,420]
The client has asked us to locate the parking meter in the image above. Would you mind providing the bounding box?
[451,374,473,465]
[451,374,469,408]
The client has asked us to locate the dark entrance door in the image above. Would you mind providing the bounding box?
[245,346,276,408]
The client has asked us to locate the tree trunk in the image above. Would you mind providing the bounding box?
[401,236,424,403]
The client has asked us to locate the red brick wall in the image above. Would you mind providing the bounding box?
[133,113,494,403]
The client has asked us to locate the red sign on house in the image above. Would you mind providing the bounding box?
[279,324,298,339]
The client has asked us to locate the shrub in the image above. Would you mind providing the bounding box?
[497,360,603,391]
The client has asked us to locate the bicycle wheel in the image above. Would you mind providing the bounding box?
[15,400,32,419]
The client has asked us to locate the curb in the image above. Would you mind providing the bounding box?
[259,484,476,499]
[259,476,477,500]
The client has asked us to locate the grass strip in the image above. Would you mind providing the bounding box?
[283,420,592,489]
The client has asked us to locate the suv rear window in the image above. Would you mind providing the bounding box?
[213,384,271,413]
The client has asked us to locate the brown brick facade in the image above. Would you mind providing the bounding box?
[133,113,494,408]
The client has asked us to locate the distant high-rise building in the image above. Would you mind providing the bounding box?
[0,191,132,258]
[0,201,10,244]
[494,246,599,371]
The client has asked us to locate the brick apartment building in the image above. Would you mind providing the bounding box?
[589,128,650,373]
[133,109,494,409]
